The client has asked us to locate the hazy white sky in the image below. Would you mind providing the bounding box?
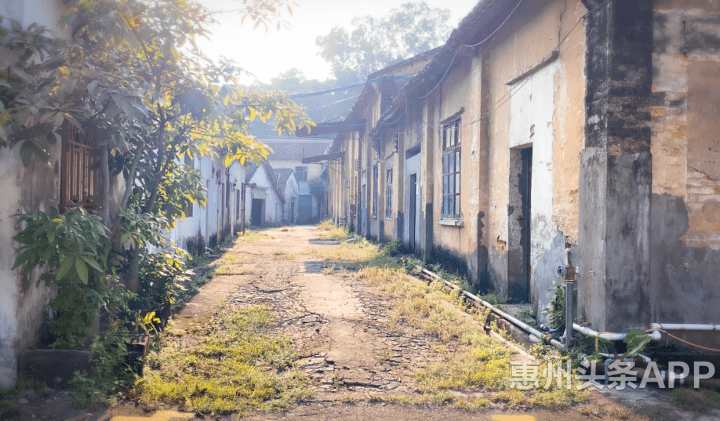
[195,0,477,84]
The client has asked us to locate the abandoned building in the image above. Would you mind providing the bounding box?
[312,0,720,348]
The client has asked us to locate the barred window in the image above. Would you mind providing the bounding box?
[385,168,393,220]
[60,123,98,210]
[442,117,461,218]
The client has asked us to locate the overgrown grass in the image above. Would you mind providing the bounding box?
[134,305,313,416]
[316,219,352,240]
[355,266,588,409]
[311,238,381,263]
[317,219,335,231]
[670,387,720,410]
[237,230,273,242]
[273,250,295,260]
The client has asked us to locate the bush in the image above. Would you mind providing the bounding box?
[12,208,118,348]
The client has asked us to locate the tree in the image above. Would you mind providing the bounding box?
[316,2,452,83]
[4,0,312,346]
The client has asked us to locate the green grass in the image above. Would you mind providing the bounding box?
[238,230,273,242]
[311,238,381,263]
[134,305,313,415]
[316,219,353,240]
[355,266,588,408]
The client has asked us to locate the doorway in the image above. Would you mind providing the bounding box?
[409,173,417,252]
[508,146,532,302]
[251,198,264,227]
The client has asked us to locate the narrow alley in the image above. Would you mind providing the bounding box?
[95,226,714,421]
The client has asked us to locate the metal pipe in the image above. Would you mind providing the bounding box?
[565,280,575,348]
[418,268,565,349]
[573,323,662,341]
[650,323,720,331]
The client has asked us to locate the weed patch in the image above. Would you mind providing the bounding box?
[311,238,381,263]
[355,266,588,409]
[238,230,273,242]
[134,305,312,415]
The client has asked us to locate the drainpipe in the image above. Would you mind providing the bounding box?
[573,323,662,341]
[650,323,720,331]
[419,267,566,350]
[562,244,576,348]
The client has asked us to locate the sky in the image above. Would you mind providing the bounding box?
[195,0,477,85]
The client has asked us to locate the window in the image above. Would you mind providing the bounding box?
[60,123,98,209]
[385,168,393,220]
[442,117,461,218]
[372,164,378,218]
[295,166,308,182]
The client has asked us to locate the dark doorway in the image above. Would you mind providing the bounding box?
[251,198,264,227]
[409,173,417,252]
[508,147,532,302]
[289,199,295,224]
[298,195,313,224]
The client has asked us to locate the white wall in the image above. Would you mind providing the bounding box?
[249,166,283,224]
[0,0,73,388]
[282,173,299,223]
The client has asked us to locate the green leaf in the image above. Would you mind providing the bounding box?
[12,249,35,271]
[57,256,75,280]
[75,257,88,284]
[621,329,652,358]
[79,254,102,272]
[19,140,48,166]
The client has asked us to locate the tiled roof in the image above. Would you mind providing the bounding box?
[262,141,330,161]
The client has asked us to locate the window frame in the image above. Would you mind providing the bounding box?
[441,116,462,219]
[295,166,308,182]
[60,122,98,210]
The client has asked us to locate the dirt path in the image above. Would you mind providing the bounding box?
[95,226,717,421]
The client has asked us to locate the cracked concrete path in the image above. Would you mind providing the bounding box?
[96,225,714,421]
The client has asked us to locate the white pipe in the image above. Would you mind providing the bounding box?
[573,323,662,341]
[651,323,720,331]
[419,267,566,349]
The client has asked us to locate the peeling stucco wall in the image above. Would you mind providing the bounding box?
[649,1,720,345]
[484,0,586,317]
[0,0,74,388]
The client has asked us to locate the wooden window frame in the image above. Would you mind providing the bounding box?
[60,123,98,210]
[441,117,461,219]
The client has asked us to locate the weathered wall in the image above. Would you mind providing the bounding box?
[579,0,654,332]
[484,0,586,317]
[0,0,72,388]
[421,55,486,283]
[649,1,720,345]
[0,146,60,388]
